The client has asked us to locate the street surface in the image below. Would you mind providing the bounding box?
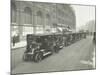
[11,36,95,74]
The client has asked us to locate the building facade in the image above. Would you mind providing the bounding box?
[11,0,76,42]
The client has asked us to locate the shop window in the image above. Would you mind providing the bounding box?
[35,26,43,34]
[23,27,33,36]
[11,26,18,37]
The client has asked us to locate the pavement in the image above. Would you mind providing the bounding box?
[11,41,26,49]
[11,36,96,74]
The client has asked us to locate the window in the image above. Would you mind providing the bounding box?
[11,26,18,37]
[46,14,50,26]
[11,3,16,23]
[23,27,33,36]
[35,26,43,34]
[36,11,43,25]
[24,7,32,24]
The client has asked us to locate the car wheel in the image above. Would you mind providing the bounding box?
[23,53,27,61]
[34,52,43,62]
[54,46,59,53]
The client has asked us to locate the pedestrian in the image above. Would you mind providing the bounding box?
[93,32,96,44]
[13,35,16,46]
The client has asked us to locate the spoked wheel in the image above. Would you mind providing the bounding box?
[23,53,28,61]
[54,46,59,53]
[65,42,67,47]
[34,52,43,62]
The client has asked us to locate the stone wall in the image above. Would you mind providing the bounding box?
[11,0,76,41]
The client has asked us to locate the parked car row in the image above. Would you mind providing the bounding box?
[23,32,86,62]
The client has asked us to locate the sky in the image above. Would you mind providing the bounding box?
[71,5,95,29]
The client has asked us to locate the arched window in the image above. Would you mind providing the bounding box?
[36,11,43,25]
[11,3,16,23]
[46,14,50,26]
[24,7,32,24]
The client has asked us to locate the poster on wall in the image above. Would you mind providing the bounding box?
[11,0,96,74]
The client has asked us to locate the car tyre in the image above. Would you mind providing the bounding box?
[34,52,43,62]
